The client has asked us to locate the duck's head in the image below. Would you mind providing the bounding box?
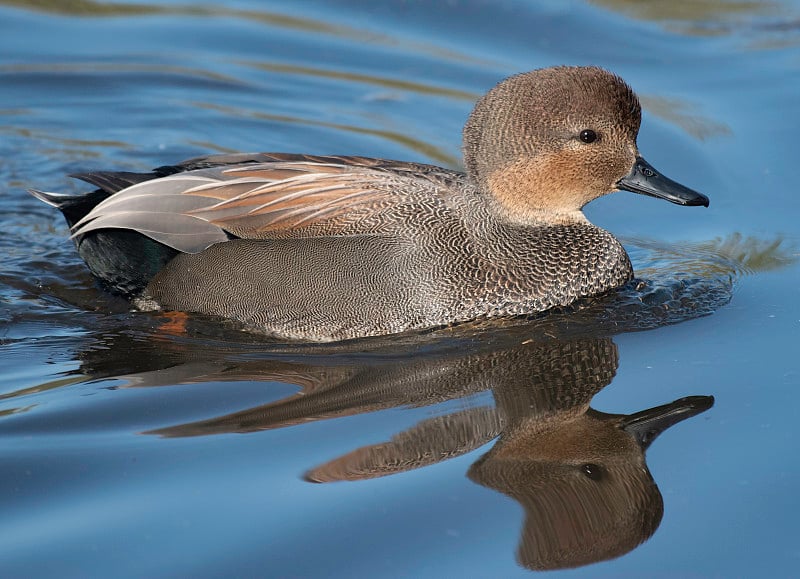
[463,66,709,224]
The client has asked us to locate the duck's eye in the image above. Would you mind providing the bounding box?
[580,463,604,481]
[579,129,598,144]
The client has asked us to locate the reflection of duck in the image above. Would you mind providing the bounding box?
[120,330,711,571]
[31,66,707,341]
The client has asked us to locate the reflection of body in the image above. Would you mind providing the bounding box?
[136,331,711,570]
[32,67,706,341]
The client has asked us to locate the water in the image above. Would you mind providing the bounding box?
[1,1,799,576]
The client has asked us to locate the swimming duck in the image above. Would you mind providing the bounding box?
[31,66,708,341]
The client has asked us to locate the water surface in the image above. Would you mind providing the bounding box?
[1,1,799,576]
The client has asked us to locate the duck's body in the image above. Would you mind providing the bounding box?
[32,67,708,341]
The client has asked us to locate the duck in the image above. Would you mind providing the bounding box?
[31,66,709,342]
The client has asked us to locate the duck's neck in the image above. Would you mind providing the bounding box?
[481,190,590,227]
[514,208,590,226]
[463,175,592,228]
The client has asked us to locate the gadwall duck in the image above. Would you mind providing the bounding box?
[31,66,708,341]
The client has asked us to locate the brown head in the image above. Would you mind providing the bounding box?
[463,66,708,223]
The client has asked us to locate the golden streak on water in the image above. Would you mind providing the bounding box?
[0,0,499,66]
[240,61,480,102]
[189,100,462,167]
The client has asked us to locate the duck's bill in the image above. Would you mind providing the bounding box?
[620,395,714,450]
[617,156,709,207]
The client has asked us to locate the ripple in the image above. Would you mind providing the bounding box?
[627,232,799,278]
[0,62,247,86]
[640,95,731,141]
[238,60,478,101]
[0,126,133,150]
[188,100,461,166]
[1,0,495,65]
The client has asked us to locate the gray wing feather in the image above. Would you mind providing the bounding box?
[75,193,216,222]
[70,175,229,253]
[67,155,460,254]
[73,211,228,253]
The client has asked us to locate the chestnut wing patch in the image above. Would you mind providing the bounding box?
[187,166,404,239]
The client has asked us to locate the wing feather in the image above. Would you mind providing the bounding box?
[69,154,463,253]
[72,211,228,253]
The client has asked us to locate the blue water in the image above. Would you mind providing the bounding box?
[2,1,800,576]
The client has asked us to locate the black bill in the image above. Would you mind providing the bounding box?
[620,395,714,450]
[618,155,709,207]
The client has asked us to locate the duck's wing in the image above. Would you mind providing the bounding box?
[70,154,465,254]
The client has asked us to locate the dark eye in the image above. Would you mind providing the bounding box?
[579,129,598,144]
[581,463,603,481]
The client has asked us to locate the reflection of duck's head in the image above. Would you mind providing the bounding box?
[468,395,713,571]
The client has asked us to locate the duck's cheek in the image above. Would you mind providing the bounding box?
[487,151,605,219]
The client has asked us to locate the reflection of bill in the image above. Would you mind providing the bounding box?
[145,334,712,571]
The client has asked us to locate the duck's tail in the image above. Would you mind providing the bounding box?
[29,169,163,228]
[29,171,180,297]
[28,187,80,208]
[28,187,111,229]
